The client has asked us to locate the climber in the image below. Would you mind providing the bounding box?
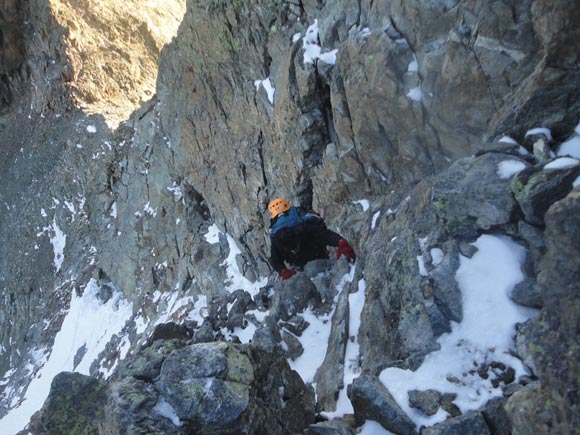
[267,197,356,280]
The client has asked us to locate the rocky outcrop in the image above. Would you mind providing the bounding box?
[29,342,315,434]
[0,0,579,434]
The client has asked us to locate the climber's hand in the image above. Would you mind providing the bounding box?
[281,268,297,280]
[336,240,356,262]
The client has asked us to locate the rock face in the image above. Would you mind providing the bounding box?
[30,342,315,434]
[0,0,579,434]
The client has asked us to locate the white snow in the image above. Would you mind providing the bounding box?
[353,199,370,212]
[416,255,428,276]
[430,248,445,266]
[0,279,132,434]
[573,176,580,188]
[292,32,302,43]
[576,121,580,136]
[288,308,333,383]
[153,396,183,427]
[380,235,538,429]
[167,182,183,201]
[86,125,97,133]
[204,224,221,244]
[322,278,366,419]
[254,78,275,104]
[290,265,355,384]
[49,217,66,272]
[318,49,338,65]
[110,201,117,219]
[407,87,422,102]
[498,136,518,145]
[40,208,47,218]
[407,59,418,73]
[525,127,552,141]
[361,27,371,38]
[143,202,158,217]
[371,211,381,230]
[543,157,579,171]
[359,420,395,435]
[302,19,338,65]
[558,135,580,159]
[204,225,267,296]
[497,160,527,179]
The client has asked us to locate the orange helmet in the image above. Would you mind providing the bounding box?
[268,198,291,219]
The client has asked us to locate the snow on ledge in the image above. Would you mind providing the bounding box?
[543,157,579,171]
[380,235,538,429]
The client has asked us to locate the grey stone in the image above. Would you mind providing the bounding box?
[348,375,416,435]
[431,250,463,323]
[515,318,538,376]
[279,315,310,337]
[422,411,491,435]
[511,164,580,225]
[480,397,511,435]
[408,389,441,416]
[282,330,304,360]
[510,278,543,308]
[505,384,558,435]
[315,281,350,411]
[270,273,319,321]
[432,153,521,238]
[305,419,355,435]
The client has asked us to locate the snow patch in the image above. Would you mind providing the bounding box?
[416,255,428,276]
[380,235,538,429]
[303,19,338,65]
[407,59,418,72]
[153,396,183,427]
[573,176,580,188]
[498,136,518,145]
[167,182,183,201]
[204,224,221,244]
[353,199,370,212]
[543,157,579,171]
[322,278,366,419]
[371,211,381,230]
[525,127,552,141]
[558,135,580,159]
[0,279,133,434]
[86,125,97,133]
[430,248,444,266]
[497,160,527,179]
[407,86,422,102]
[49,217,66,272]
[254,78,275,104]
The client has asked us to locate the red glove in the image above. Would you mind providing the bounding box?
[336,240,356,262]
[281,268,297,280]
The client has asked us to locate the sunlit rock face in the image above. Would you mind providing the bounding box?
[49,0,185,122]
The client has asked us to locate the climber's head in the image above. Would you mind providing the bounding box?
[268,197,291,219]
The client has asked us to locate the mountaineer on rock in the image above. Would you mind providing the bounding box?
[267,198,356,280]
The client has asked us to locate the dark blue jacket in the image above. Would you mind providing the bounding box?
[269,207,343,273]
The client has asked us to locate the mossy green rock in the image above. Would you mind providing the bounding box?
[28,372,107,435]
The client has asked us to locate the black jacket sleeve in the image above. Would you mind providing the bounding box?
[270,238,286,273]
[302,220,343,247]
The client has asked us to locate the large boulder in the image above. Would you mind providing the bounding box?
[432,152,523,238]
[28,372,108,435]
[422,411,491,435]
[348,375,415,435]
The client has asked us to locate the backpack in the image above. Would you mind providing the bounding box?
[269,207,322,236]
